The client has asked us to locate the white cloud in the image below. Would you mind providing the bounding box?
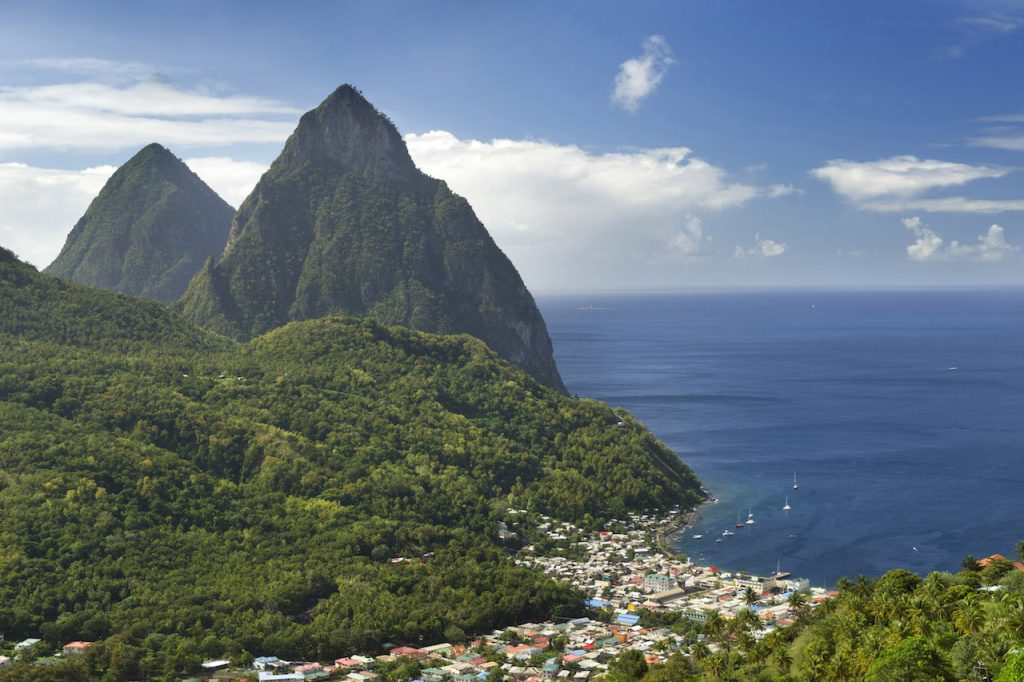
[734,234,787,259]
[184,157,268,207]
[866,197,1024,213]
[903,216,945,261]
[0,162,115,267]
[0,79,298,151]
[902,215,1018,262]
[811,155,1008,202]
[1,57,164,82]
[405,130,788,288]
[669,215,705,255]
[612,36,673,112]
[971,129,1024,151]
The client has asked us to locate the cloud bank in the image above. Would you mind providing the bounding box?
[0,79,297,151]
[0,162,115,267]
[612,36,673,112]
[405,130,789,288]
[183,157,268,207]
[902,216,1018,262]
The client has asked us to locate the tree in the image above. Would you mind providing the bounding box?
[962,555,981,572]
[606,649,648,682]
[864,636,953,681]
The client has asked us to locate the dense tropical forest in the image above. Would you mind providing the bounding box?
[0,246,703,679]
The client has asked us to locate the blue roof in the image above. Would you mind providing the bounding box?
[616,613,641,625]
[585,599,610,608]
[571,650,587,657]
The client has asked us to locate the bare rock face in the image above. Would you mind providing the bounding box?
[46,144,234,304]
[180,85,565,392]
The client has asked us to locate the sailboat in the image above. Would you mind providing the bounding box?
[746,507,756,525]
[793,473,799,490]
[735,511,745,528]
[783,496,792,512]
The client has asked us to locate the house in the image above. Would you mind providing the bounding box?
[14,639,41,651]
[62,641,94,655]
[0,656,10,667]
[978,554,1024,572]
[201,659,230,670]
[259,674,304,682]
[255,656,289,670]
[421,667,450,682]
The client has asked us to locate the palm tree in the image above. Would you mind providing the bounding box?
[703,610,726,645]
[1016,538,1024,564]
[700,652,729,681]
[787,591,807,609]
[747,641,769,673]
[743,587,759,606]
[953,597,985,635]
[771,646,792,672]
[962,554,981,572]
[689,640,710,662]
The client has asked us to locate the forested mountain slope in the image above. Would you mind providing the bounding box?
[45,144,234,304]
[0,247,702,677]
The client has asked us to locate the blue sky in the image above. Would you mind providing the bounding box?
[1,0,1023,290]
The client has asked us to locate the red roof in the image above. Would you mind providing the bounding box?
[979,554,1024,572]
[63,641,94,650]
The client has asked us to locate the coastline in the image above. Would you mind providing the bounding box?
[655,489,716,559]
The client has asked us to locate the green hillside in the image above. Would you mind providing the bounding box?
[0,249,702,678]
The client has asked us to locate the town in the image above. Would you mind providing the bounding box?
[0,507,833,680]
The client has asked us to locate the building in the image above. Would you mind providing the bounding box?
[62,641,94,655]
[642,573,675,593]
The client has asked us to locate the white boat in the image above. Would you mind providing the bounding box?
[722,529,735,537]
[692,534,704,540]
[793,473,799,490]
[746,507,755,525]
[783,496,792,512]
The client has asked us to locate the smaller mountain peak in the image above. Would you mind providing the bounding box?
[139,142,172,154]
[127,143,182,168]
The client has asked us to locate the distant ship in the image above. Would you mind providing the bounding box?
[722,529,735,537]
[783,496,792,512]
[735,512,745,528]
[746,508,756,525]
[692,534,704,540]
[793,473,799,490]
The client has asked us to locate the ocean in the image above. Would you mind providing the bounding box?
[538,289,1024,585]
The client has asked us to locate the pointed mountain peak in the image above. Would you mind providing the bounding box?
[45,143,235,303]
[182,85,566,392]
[277,84,417,181]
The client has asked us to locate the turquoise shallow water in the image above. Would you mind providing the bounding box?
[538,290,1024,584]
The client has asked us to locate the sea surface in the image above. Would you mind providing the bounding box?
[538,290,1024,585]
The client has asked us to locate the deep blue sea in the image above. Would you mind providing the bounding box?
[538,290,1024,585]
